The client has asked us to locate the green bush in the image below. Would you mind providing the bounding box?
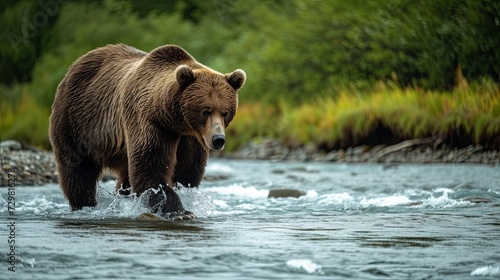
[0,95,50,147]
[1,0,499,149]
[270,79,500,150]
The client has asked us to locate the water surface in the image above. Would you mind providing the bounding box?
[1,160,500,279]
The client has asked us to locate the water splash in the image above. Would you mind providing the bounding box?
[286,259,323,274]
[90,184,215,219]
[204,184,269,199]
[201,184,488,217]
[17,196,68,215]
[206,162,233,173]
[176,185,214,218]
[360,195,411,207]
[1,182,215,220]
[470,265,500,276]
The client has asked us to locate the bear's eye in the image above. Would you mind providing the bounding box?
[221,111,228,117]
[202,110,211,116]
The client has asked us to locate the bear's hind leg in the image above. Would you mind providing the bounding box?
[104,156,130,196]
[56,154,101,210]
[115,170,131,196]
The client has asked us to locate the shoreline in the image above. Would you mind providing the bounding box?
[222,138,500,164]
[1,138,499,186]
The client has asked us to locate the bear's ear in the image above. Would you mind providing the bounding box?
[225,69,246,91]
[176,65,195,89]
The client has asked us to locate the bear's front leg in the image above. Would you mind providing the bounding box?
[174,135,208,187]
[127,136,195,220]
[146,184,195,220]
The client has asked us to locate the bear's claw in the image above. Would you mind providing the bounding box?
[168,211,196,221]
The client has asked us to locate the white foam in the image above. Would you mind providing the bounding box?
[17,196,68,214]
[470,265,500,276]
[421,189,470,208]
[18,257,37,268]
[211,210,246,216]
[317,192,354,205]
[204,184,269,199]
[306,187,473,209]
[235,203,266,210]
[206,163,233,173]
[360,195,411,207]
[305,189,319,198]
[213,199,229,209]
[434,188,454,194]
[286,259,323,274]
[5,183,482,221]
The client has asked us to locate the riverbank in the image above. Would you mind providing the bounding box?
[225,137,500,164]
[1,139,499,186]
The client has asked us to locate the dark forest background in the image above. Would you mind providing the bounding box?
[1,0,499,150]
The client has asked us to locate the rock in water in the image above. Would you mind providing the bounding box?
[0,140,22,151]
[268,189,306,198]
[462,197,493,204]
[135,212,164,221]
[135,212,196,221]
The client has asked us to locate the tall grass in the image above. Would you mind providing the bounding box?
[225,103,276,151]
[0,94,51,148]
[231,79,500,151]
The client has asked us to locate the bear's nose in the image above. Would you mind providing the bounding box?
[212,134,225,150]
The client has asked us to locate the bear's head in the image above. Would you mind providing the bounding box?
[176,65,246,150]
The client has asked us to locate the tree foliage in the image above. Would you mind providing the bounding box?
[224,0,500,103]
[1,0,499,147]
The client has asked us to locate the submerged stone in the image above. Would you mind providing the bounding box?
[135,212,163,221]
[268,188,306,198]
[462,197,493,204]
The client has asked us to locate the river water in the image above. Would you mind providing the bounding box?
[1,159,499,279]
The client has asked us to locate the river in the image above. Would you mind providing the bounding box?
[1,159,499,279]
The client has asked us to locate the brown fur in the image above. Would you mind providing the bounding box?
[49,44,245,216]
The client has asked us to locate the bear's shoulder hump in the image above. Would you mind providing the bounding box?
[147,45,195,65]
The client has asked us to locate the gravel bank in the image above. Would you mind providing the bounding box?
[225,138,500,164]
[1,149,58,186]
[1,139,499,186]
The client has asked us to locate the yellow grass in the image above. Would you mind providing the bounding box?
[231,79,500,150]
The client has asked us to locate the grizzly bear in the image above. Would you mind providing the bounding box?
[49,44,245,219]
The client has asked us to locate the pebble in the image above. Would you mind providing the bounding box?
[0,140,22,151]
[42,171,53,178]
[0,148,57,186]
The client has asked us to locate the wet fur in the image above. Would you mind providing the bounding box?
[49,44,245,215]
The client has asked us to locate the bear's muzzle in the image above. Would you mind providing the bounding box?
[212,134,225,150]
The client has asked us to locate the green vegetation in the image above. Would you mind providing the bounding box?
[229,79,499,151]
[1,0,499,150]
